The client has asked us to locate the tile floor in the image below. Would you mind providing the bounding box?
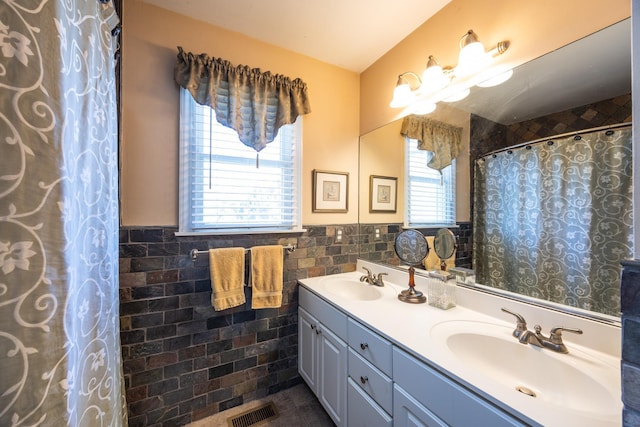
[187,383,335,427]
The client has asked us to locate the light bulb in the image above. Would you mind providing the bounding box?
[456,30,490,76]
[420,56,449,93]
[390,81,414,108]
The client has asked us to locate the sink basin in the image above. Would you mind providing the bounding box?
[319,276,384,301]
[429,320,620,419]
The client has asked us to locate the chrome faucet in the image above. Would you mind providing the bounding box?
[360,267,387,287]
[501,307,541,345]
[533,324,583,354]
[501,307,582,353]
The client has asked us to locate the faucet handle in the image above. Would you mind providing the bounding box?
[376,272,388,286]
[501,307,528,337]
[360,267,373,282]
[549,326,583,343]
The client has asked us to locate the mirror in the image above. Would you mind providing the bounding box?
[433,228,456,261]
[394,229,428,304]
[395,229,429,266]
[358,18,631,319]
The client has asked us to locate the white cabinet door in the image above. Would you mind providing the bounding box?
[348,378,392,427]
[394,384,447,427]
[318,325,347,427]
[298,308,318,391]
[298,305,347,427]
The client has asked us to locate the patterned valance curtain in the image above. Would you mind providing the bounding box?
[174,46,311,152]
[400,115,462,171]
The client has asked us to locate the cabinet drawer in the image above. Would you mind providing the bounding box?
[347,378,392,427]
[348,318,392,376]
[348,349,392,414]
[393,348,525,427]
[299,286,347,341]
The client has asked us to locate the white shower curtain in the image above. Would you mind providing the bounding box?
[0,1,126,425]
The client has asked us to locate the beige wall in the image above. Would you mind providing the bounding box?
[360,0,631,135]
[121,1,360,226]
[359,120,405,224]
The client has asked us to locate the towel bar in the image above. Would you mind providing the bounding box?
[190,244,296,262]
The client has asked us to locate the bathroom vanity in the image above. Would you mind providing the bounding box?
[298,260,621,427]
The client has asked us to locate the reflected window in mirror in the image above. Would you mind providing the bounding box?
[405,138,455,227]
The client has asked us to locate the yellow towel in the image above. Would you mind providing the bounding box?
[423,236,456,271]
[250,245,284,309]
[209,247,246,311]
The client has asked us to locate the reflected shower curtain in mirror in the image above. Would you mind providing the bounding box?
[473,126,632,316]
[0,1,126,425]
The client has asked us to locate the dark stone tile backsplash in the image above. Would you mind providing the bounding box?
[622,260,640,426]
[119,225,357,426]
[470,94,631,164]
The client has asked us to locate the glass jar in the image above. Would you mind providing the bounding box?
[427,278,456,310]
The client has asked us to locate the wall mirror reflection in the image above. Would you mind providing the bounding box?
[358,18,632,320]
[434,228,456,265]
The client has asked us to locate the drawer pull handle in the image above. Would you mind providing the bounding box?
[310,324,316,330]
[316,329,321,335]
[360,376,368,385]
[360,343,368,350]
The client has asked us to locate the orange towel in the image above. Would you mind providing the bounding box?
[250,245,284,309]
[209,247,246,311]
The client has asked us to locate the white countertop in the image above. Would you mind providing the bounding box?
[298,259,622,427]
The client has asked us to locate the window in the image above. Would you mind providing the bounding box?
[179,89,302,233]
[404,137,456,227]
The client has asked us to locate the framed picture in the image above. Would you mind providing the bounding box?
[312,170,349,213]
[370,175,397,213]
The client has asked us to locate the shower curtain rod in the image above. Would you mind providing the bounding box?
[479,121,632,160]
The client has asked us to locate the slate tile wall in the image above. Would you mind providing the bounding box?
[506,94,631,146]
[470,94,632,165]
[621,260,640,426]
[119,225,357,426]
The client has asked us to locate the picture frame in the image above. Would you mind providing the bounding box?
[312,170,349,213]
[369,175,397,213]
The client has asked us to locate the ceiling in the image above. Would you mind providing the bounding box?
[141,0,452,72]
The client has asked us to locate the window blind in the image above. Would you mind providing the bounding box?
[405,138,456,227]
[179,89,302,233]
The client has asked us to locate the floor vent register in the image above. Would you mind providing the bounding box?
[227,401,279,427]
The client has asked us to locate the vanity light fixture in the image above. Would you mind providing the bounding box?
[389,72,421,108]
[390,29,511,112]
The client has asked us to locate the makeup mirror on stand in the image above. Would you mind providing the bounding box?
[394,229,428,304]
[431,228,457,281]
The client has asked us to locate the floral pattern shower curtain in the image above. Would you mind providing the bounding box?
[474,126,633,316]
[0,1,126,425]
